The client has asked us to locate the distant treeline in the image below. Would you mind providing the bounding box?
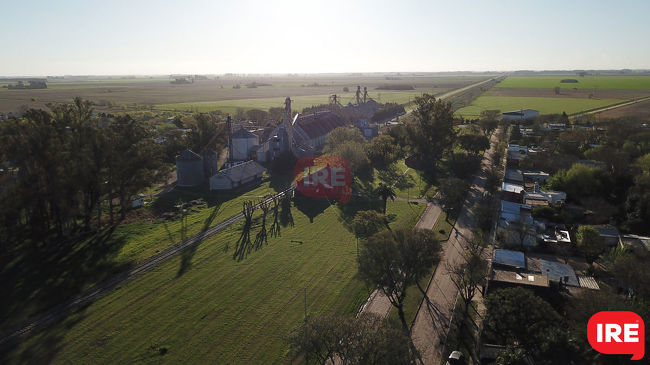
[6,80,47,89]
[375,84,414,90]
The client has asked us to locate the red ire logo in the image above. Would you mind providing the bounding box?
[588,311,645,360]
[294,155,351,204]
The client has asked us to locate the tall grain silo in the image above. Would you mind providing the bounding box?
[176,149,204,187]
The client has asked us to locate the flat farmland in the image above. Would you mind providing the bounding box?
[595,98,650,119]
[496,75,650,90]
[455,75,650,118]
[3,200,424,364]
[0,74,491,114]
[455,96,625,118]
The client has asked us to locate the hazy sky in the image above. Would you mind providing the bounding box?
[2,0,649,76]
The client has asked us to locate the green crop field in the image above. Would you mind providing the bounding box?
[495,76,650,90]
[154,90,433,114]
[455,96,625,118]
[4,200,424,364]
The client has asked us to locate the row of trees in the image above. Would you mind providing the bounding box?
[0,98,170,247]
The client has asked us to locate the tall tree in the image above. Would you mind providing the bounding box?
[575,225,606,264]
[357,228,439,332]
[374,183,396,213]
[407,94,455,173]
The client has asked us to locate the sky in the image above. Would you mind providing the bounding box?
[1,0,649,76]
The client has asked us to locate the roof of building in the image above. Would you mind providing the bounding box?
[534,259,579,287]
[577,275,601,290]
[620,234,650,252]
[505,169,524,182]
[491,268,549,288]
[502,182,525,194]
[211,160,266,183]
[592,225,620,237]
[177,149,202,162]
[295,111,348,139]
[232,127,258,139]
[494,249,526,269]
[503,109,539,116]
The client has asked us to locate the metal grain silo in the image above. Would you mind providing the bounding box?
[176,149,204,187]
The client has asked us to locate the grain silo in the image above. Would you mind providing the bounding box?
[176,149,204,187]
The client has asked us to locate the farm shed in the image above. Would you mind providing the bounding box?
[209,160,266,190]
[501,109,540,121]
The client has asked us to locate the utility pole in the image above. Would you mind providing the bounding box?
[304,287,307,322]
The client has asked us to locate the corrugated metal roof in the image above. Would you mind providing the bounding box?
[295,111,348,139]
[493,249,526,269]
[212,160,266,183]
[578,275,600,290]
[537,259,579,287]
[232,127,258,139]
[502,182,525,194]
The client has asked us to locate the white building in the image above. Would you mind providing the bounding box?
[230,127,259,161]
[209,160,266,190]
[501,109,540,121]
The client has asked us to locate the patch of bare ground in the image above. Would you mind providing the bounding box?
[596,98,650,119]
[486,87,650,99]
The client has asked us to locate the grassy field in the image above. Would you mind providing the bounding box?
[3,199,424,364]
[495,75,650,90]
[455,96,625,118]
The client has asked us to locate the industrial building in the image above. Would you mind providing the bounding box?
[209,160,266,190]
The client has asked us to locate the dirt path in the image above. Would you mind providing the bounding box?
[410,128,502,364]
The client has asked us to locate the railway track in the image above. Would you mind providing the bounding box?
[0,186,295,350]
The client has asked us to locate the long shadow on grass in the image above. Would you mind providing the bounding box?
[176,201,223,277]
[0,226,131,362]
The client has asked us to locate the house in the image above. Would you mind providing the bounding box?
[527,257,579,287]
[354,118,379,140]
[520,127,535,137]
[209,160,266,190]
[539,224,571,244]
[591,225,621,246]
[522,170,550,185]
[507,144,528,162]
[619,234,650,258]
[501,182,525,203]
[523,184,566,206]
[489,250,550,292]
[547,123,566,131]
[501,109,540,121]
[498,200,538,248]
[504,168,524,185]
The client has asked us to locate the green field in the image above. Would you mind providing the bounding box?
[154,90,432,114]
[4,200,424,364]
[495,75,650,90]
[455,96,625,118]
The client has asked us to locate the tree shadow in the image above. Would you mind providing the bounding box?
[0,226,132,362]
[176,201,223,277]
[293,194,330,223]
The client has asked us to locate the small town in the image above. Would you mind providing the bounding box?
[1,1,649,364]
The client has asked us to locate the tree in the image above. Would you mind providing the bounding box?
[351,210,388,240]
[288,314,416,365]
[365,135,400,168]
[324,127,366,152]
[357,228,440,332]
[245,108,268,124]
[447,236,488,318]
[547,163,612,203]
[554,86,561,95]
[332,141,370,175]
[439,177,469,218]
[575,225,605,263]
[407,94,455,173]
[373,183,396,213]
[478,110,500,135]
[484,287,561,351]
[457,134,490,155]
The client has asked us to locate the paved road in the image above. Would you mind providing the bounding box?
[410,128,502,364]
[0,186,295,350]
